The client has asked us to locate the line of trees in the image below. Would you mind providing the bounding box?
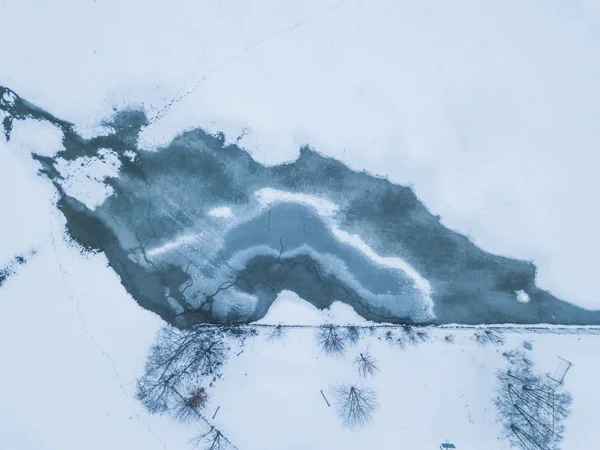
[354,351,379,378]
[495,350,572,450]
[138,322,522,444]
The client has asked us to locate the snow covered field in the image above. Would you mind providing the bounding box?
[211,319,599,450]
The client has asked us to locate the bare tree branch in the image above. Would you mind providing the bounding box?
[354,351,379,378]
[267,324,286,342]
[345,326,361,345]
[334,384,378,428]
[474,329,504,346]
[190,426,227,450]
[316,324,346,356]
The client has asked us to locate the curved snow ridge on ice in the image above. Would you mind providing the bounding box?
[255,187,433,298]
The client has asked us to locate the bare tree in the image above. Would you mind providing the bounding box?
[402,325,429,345]
[345,326,361,345]
[136,324,238,449]
[381,326,429,349]
[495,350,572,450]
[136,325,228,419]
[334,384,378,428]
[221,325,258,346]
[444,334,455,344]
[267,324,286,342]
[474,329,504,346]
[174,386,209,423]
[354,351,379,378]
[190,426,227,450]
[383,330,396,344]
[316,324,346,356]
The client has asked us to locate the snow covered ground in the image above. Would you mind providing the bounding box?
[214,311,599,450]
[2,0,600,309]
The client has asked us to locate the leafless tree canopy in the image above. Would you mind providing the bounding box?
[474,329,504,346]
[354,351,379,378]
[267,324,286,342]
[136,325,228,419]
[190,426,227,450]
[317,324,346,356]
[495,351,572,450]
[345,326,361,344]
[403,325,429,345]
[382,325,429,349]
[219,325,258,346]
[334,384,378,428]
[174,387,209,423]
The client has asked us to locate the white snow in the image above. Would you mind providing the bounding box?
[256,187,339,218]
[0,89,17,107]
[256,290,370,326]
[54,149,121,210]
[208,205,234,219]
[8,118,64,158]
[209,325,599,450]
[123,150,137,161]
[146,233,200,258]
[516,289,531,303]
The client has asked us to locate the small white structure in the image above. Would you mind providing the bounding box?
[548,357,573,385]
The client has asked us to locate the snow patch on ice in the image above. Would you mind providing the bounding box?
[256,187,339,218]
[208,206,234,219]
[146,233,200,258]
[123,150,137,161]
[55,149,121,210]
[325,301,370,325]
[0,90,16,107]
[256,290,369,326]
[8,118,64,157]
[516,290,531,303]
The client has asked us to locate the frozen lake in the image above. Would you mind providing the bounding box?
[3,84,600,326]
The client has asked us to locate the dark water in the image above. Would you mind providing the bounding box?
[2,84,600,326]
